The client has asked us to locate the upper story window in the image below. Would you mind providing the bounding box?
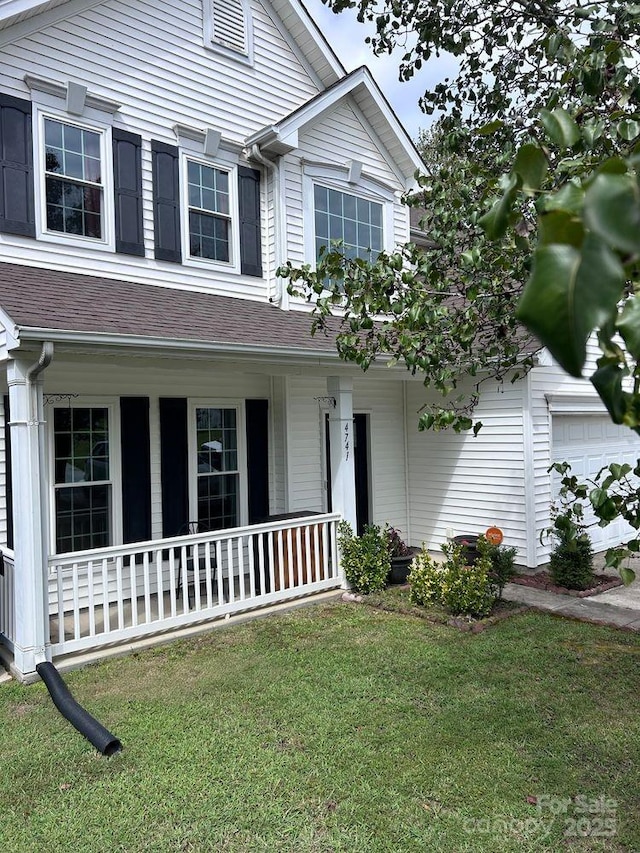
[33,109,115,250]
[44,118,103,240]
[187,160,231,262]
[314,184,383,263]
[302,165,396,273]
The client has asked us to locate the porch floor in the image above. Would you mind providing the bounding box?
[49,577,237,644]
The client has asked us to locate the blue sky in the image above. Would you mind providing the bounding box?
[303,0,458,140]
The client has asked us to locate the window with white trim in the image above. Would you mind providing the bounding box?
[314,184,384,262]
[194,406,242,530]
[53,406,112,553]
[187,159,231,262]
[34,110,114,249]
[44,118,103,239]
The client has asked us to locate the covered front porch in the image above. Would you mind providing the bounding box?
[0,267,414,680]
[1,512,341,666]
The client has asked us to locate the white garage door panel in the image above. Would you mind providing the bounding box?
[552,416,640,552]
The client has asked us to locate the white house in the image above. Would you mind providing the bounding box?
[0,0,636,681]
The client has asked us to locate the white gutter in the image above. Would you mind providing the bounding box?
[249,143,285,307]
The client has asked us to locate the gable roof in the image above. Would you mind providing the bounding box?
[247,65,423,186]
[0,263,343,360]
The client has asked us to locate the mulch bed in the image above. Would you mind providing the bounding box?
[511,571,623,598]
[344,587,529,633]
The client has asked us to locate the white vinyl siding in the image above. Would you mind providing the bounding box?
[0,0,321,299]
[406,379,529,561]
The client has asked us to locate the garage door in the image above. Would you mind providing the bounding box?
[552,416,640,552]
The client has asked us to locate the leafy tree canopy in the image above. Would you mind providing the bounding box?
[279,1,640,436]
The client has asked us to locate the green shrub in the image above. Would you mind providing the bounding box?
[439,543,496,617]
[338,521,390,594]
[478,536,518,599]
[549,530,595,590]
[408,542,497,617]
[408,550,446,605]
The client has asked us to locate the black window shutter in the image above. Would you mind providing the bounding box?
[3,395,13,550]
[112,128,145,257]
[120,397,151,543]
[238,165,262,277]
[0,94,35,238]
[152,140,181,263]
[245,399,269,523]
[159,398,189,537]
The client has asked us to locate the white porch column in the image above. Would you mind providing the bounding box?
[327,376,357,531]
[7,354,51,678]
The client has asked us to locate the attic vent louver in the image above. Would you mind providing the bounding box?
[211,0,248,55]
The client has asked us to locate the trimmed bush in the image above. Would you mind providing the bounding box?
[408,550,446,605]
[478,536,518,599]
[408,542,497,618]
[549,531,595,590]
[338,521,390,594]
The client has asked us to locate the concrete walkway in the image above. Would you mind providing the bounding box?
[503,571,640,632]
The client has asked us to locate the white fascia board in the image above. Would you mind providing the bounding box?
[0,0,104,42]
[268,0,344,85]
[247,66,424,180]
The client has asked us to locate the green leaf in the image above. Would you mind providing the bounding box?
[538,210,584,247]
[616,119,640,142]
[584,173,640,256]
[542,182,584,215]
[476,119,504,136]
[478,173,519,240]
[517,236,625,376]
[620,566,636,585]
[616,296,640,361]
[539,108,581,148]
[513,143,547,192]
[591,362,627,423]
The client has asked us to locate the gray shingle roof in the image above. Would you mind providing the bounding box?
[0,262,339,354]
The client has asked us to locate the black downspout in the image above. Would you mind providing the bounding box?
[36,662,122,756]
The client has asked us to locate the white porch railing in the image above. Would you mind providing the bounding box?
[48,513,342,657]
[0,547,15,651]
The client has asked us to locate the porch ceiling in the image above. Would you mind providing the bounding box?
[0,262,342,359]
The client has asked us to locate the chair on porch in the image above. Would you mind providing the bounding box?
[175,521,218,606]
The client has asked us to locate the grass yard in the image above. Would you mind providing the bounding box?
[1,603,639,852]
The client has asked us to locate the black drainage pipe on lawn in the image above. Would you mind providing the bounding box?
[36,662,122,757]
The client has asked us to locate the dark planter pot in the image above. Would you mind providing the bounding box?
[387,547,421,584]
[452,535,480,565]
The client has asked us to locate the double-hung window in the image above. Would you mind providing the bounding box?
[35,109,114,249]
[314,185,383,263]
[193,406,242,530]
[187,159,231,262]
[53,406,113,554]
[43,118,106,240]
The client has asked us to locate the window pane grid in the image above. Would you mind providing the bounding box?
[313,184,383,262]
[53,407,111,554]
[195,407,239,531]
[43,118,103,239]
[187,160,231,262]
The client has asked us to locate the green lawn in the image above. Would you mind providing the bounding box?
[1,603,639,852]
